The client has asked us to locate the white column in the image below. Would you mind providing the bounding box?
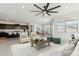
[28,24,31,36]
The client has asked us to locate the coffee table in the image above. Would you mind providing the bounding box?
[31,39,50,50]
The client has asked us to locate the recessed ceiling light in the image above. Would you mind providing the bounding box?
[65,6,68,8]
[22,6,25,8]
[6,18,8,21]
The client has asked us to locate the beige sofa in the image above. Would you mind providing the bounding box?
[71,40,79,56]
[38,39,79,56]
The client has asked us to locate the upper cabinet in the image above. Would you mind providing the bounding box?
[0,24,29,29]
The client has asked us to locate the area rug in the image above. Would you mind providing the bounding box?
[11,42,64,56]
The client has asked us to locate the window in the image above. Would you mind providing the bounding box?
[57,21,65,32]
[66,20,78,33]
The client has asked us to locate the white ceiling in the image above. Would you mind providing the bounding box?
[0,3,79,24]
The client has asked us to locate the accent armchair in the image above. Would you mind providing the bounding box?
[19,31,30,43]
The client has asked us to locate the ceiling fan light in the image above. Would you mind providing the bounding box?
[22,6,25,8]
[32,3,60,17]
[43,11,46,14]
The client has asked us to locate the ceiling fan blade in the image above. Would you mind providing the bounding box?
[35,12,43,16]
[47,5,61,11]
[31,10,42,12]
[44,3,50,11]
[42,13,45,17]
[48,11,58,13]
[34,4,43,11]
[46,13,51,16]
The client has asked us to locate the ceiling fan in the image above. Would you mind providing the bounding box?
[31,3,61,16]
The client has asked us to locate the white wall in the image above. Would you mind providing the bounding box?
[51,11,79,43]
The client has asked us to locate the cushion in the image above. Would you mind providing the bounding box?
[53,37,61,44]
[20,32,28,38]
[47,37,61,44]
